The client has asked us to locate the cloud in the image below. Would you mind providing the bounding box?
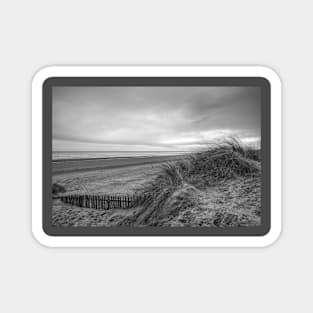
[53,86,260,151]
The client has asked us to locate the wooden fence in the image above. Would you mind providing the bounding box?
[58,194,144,210]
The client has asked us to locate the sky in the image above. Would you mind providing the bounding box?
[52,86,261,152]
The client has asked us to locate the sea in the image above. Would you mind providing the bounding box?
[52,151,190,161]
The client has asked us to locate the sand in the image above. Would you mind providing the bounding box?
[52,157,181,195]
[52,151,261,228]
[53,155,185,174]
[52,156,183,226]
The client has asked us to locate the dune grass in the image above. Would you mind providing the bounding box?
[118,137,261,227]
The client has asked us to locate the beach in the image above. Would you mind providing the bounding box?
[52,155,186,195]
[53,155,186,175]
[52,154,189,226]
[52,142,261,228]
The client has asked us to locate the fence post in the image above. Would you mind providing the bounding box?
[59,192,143,210]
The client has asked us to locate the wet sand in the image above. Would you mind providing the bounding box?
[53,155,185,175]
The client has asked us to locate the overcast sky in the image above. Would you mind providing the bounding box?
[52,86,260,151]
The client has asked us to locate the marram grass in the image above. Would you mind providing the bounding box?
[119,138,261,226]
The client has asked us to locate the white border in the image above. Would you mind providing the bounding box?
[32,66,282,247]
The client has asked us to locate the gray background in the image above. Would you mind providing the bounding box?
[0,0,311,312]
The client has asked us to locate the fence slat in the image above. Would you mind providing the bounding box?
[59,193,141,210]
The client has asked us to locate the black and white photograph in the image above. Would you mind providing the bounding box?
[52,85,262,228]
